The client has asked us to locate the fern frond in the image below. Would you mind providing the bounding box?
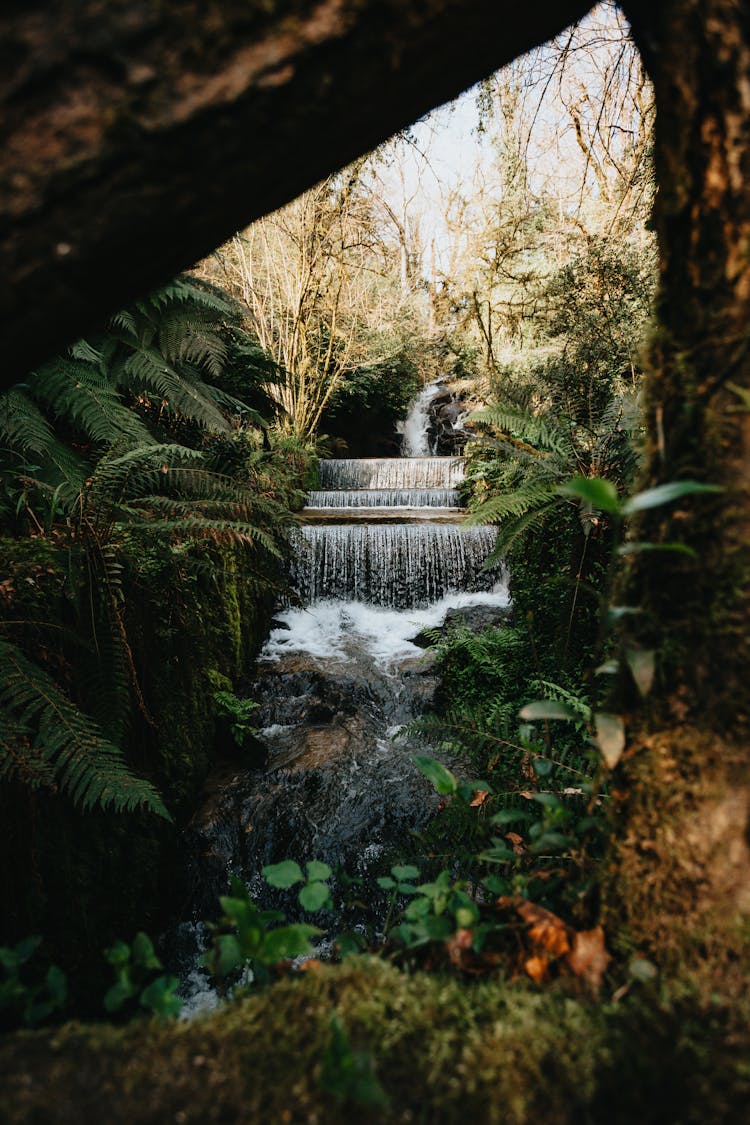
[0,639,170,818]
[464,480,558,527]
[469,404,569,457]
[28,358,153,447]
[117,348,231,431]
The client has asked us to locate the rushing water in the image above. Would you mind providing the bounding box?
[293,524,498,608]
[176,381,506,1014]
[305,488,462,508]
[396,378,441,455]
[318,457,464,490]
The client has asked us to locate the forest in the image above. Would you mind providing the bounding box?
[0,1,748,1121]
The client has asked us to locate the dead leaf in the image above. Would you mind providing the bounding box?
[297,959,324,973]
[515,898,571,958]
[505,831,525,855]
[524,954,548,982]
[566,926,611,990]
[469,789,490,807]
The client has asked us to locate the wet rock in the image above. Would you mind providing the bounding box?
[412,603,513,648]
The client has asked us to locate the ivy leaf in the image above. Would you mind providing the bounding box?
[558,476,621,513]
[519,700,579,721]
[262,860,304,888]
[625,649,656,697]
[413,755,458,795]
[594,712,626,768]
[622,480,722,515]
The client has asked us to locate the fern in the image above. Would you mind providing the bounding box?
[469,404,570,457]
[0,639,170,818]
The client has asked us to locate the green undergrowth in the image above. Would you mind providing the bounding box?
[2,959,747,1124]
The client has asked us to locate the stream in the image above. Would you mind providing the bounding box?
[175,380,508,1012]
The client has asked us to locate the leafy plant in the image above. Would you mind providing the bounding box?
[0,936,67,1029]
[212,690,261,749]
[263,859,334,913]
[103,932,181,1019]
[0,636,170,818]
[203,876,323,990]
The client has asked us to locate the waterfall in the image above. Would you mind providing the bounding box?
[318,457,464,490]
[396,379,440,455]
[305,488,462,508]
[292,524,498,608]
[177,383,508,1013]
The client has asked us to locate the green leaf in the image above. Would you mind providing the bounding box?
[531,792,562,808]
[131,932,162,972]
[215,934,244,977]
[305,860,332,882]
[594,712,626,769]
[519,700,579,721]
[618,541,697,557]
[13,936,42,965]
[103,978,136,1013]
[45,965,67,1008]
[391,864,420,882]
[622,480,722,514]
[455,906,478,929]
[104,940,131,968]
[491,808,530,826]
[413,755,458,795]
[558,476,621,513]
[625,649,656,697]
[479,842,515,863]
[376,876,396,891]
[262,924,321,962]
[140,975,181,1019]
[262,860,304,889]
[528,832,571,854]
[299,881,331,912]
[482,874,511,896]
[532,758,552,777]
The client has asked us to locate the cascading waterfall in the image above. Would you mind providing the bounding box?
[177,379,509,1014]
[396,378,440,455]
[305,488,462,508]
[293,524,498,608]
[318,457,464,490]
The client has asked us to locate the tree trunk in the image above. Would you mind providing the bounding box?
[0,0,592,387]
[607,0,750,986]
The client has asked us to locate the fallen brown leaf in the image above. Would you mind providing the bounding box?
[505,831,525,855]
[469,789,490,807]
[524,954,548,982]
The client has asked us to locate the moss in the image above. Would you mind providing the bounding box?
[602,725,750,996]
[0,535,280,995]
[1,959,747,1123]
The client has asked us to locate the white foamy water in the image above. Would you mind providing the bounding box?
[262,584,510,667]
[396,379,440,455]
[318,457,464,490]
